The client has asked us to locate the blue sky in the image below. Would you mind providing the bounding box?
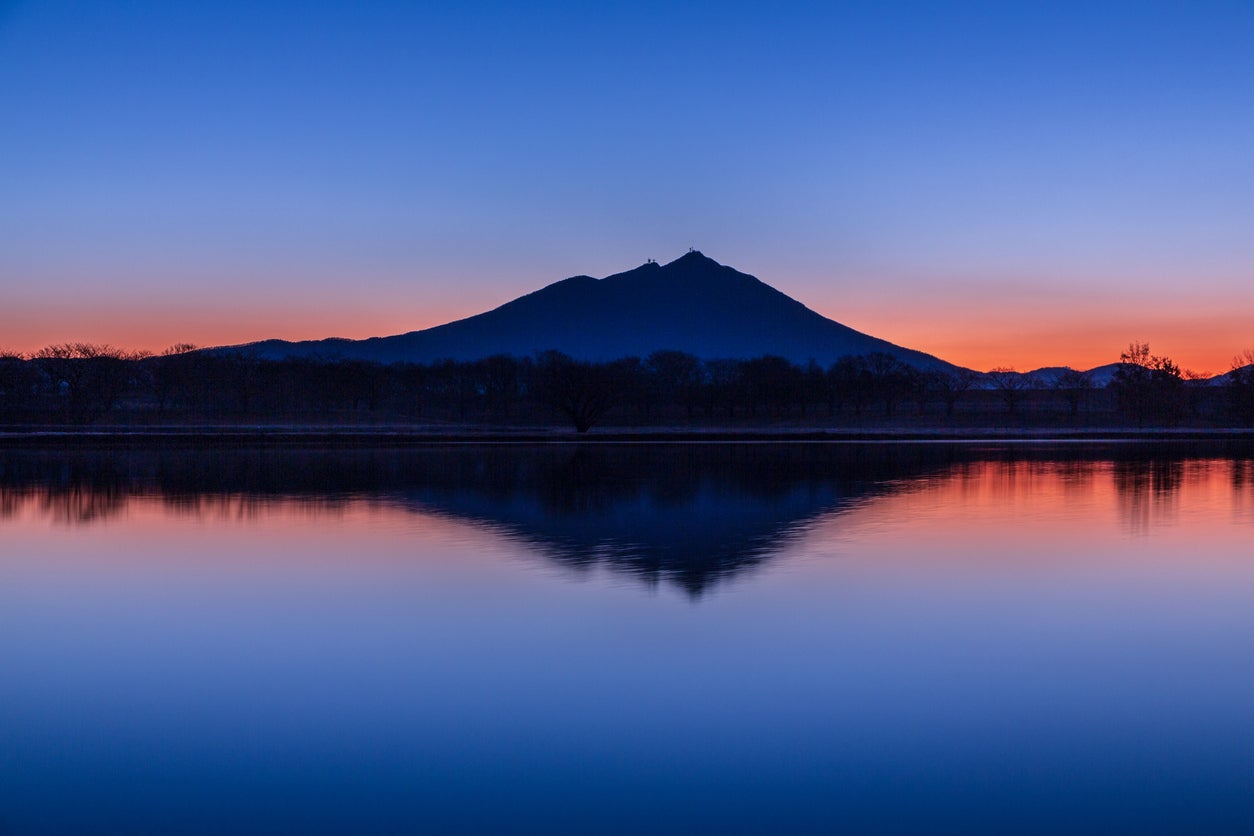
[3,0,1253,369]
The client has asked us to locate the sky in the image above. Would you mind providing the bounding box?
[2,0,1253,372]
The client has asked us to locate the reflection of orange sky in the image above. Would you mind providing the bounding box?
[799,458,1254,566]
[8,458,1253,539]
[6,458,1254,580]
[1,488,463,538]
[0,489,518,574]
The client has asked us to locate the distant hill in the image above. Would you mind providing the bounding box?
[1009,364,1123,388]
[988,363,1232,389]
[228,251,958,370]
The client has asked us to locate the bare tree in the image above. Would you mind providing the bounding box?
[703,359,741,419]
[1182,368,1212,420]
[929,368,979,419]
[987,367,1031,418]
[1053,367,1094,418]
[33,343,133,424]
[0,350,32,421]
[828,356,868,418]
[865,353,909,417]
[534,351,620,433]
[1227,349,1254,425]
[1112,341,1184,427]
[740,355,800,417]
[646,350,703,418]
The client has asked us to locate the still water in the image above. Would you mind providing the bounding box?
[3,442,1254,833]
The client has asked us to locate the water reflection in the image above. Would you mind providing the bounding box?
[0,444,958,595]
[7,441,1254,833]
[2,442,1253,593]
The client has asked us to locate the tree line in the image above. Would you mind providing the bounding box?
[1,342,1252,431]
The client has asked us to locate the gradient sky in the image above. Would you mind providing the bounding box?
[3,0,1253,372]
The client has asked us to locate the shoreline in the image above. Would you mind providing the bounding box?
[4,425,1254,447]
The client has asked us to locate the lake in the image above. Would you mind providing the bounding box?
[3,441,1254,833]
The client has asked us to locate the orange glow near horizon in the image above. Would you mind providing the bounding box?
[801,275,1252,374]
[833,312,1253,374]
[1,299,479,359]
[5,277,1249,374]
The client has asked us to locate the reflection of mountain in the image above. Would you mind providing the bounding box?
[0,444,970,595]
[3,442,1250,594]
[387,445,966,595]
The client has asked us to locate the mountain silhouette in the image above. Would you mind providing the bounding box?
[233,251,956,369]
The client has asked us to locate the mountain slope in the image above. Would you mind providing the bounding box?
[233,251,956,369]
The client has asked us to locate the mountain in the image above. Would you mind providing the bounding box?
[1081,363,1123,387]
[1008,363,1122,388]
[231,251,957,369]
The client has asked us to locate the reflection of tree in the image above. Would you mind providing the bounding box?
[0,487,25,520]
[38,485,129,525]
[3,443,1250,592]
[1234,459,1254,491]
[1054,456,1098,492]
[1113,455,1184,535]
[1228,459,1254,522]
[0,450,133,524]
[0,444,966,595]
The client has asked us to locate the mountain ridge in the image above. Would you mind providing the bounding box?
[227,252,959,370]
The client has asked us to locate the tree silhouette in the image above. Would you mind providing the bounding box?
[646,350,703,418]
[33,343,133,424]
[150,344,202,417]
[987,367,1031,418]
[702,359,741,419]
[740,355,799,417]
[0,350,35,422]
[533,351,620,433]
[0,342,1244,429]
[865,353,908,417]
[928,368,978,419]
[1054,367,1094,419]
[1112,342,1184,427]
[1227,349,1254,425]
[829,356,869,418]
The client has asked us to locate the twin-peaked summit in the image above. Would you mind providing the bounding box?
[236,252,955,369]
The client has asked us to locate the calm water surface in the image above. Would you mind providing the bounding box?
[3,442,1254,833]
